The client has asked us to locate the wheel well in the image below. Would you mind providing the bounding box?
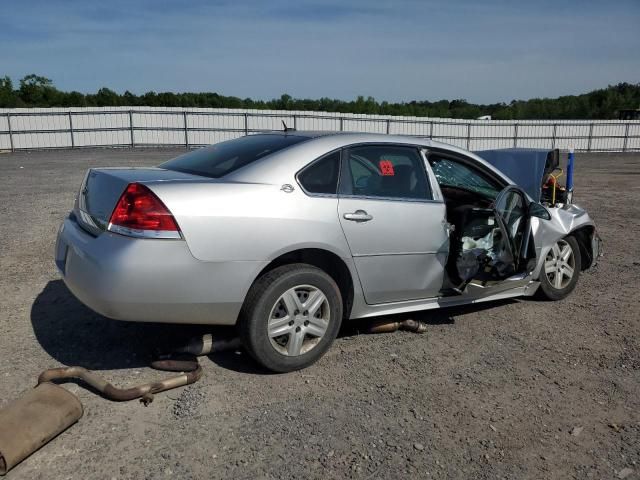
[570,226,595,270]
[254,249,354,319]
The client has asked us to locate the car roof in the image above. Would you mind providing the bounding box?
[257,130,481,158]
[257,130,433,145]
[231,131,516,188]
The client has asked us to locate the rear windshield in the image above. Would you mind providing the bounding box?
[160,134,309,178]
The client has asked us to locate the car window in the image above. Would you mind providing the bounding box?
[298,151,340,195]
[160,134,309,178]
[496,190,527,239]
[429,155,501,199]
[495,189,527,252]
[343,146,431,200]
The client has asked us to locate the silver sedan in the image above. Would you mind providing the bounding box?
[55,132,600,372]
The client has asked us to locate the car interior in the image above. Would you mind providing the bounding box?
[427,153,529,292]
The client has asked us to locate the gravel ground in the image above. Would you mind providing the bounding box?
[0,148,638,479]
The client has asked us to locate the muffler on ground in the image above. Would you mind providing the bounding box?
[0,383,83,475]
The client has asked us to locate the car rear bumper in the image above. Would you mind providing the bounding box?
[55,216,267,325]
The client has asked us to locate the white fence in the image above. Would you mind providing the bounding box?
[1,106,639,152]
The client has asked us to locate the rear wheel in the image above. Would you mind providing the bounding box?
[536,236,581,301]
[238,264,342,372]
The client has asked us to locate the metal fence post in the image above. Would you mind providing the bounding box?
[622,123,630,152]
[339,117,344,131]
[183,111,189,148]
[293,114,297,130]
[386,119,390,135]
[128,110,135,147]
[429,121,433,139]
[587,123,594,152]
[551,123,557,149]
[68,111,75,148]
[7,113,14,152]
[513,123,518,148]
[244,113,249,136]
[466,123,471,150]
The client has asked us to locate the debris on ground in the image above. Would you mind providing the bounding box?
[617,467,634,479]
[172,384,206,419]
[570,426,584,437]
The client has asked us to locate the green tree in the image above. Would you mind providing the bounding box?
[18,74,59,105]
[3,74,640,119]
[94,88,120,107]
[0,76,17,107]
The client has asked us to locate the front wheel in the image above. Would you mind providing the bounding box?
[536,236,581,301]
[238,264,343,373]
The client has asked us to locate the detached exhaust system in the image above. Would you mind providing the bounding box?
[0,335,240,475]
[0,326,417,474]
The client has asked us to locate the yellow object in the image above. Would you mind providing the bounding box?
[545,169,564,205]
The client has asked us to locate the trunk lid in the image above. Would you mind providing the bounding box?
[74,167,203,235]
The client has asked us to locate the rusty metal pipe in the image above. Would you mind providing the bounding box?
[0,383,83,475]
[37,364,202,403]
[170,334,242,356]
[364,318,428,334]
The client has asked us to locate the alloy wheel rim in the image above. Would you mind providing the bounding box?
[544,239,575,290]
[267,285,330,356]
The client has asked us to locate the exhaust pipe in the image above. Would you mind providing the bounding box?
[0,383,83,475]
[364,318,428,334]
[37,363,202,406]
[0,334,239,475]
[166,334,242,357]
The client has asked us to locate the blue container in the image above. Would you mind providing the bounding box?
[566,149,574,191]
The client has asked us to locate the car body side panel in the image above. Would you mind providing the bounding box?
[147,179,372,321]
[149,182,353,263]
[349,253,448,304]
[337,198,449,304]
[348,282,541,319]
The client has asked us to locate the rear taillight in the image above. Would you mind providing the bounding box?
[108,183,181,239]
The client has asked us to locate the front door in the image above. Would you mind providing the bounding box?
[337,144,449,304]
[493,186,532,272]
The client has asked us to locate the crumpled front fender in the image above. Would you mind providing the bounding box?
[531,203,599,279]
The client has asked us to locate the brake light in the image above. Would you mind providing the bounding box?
[108,183,181,239]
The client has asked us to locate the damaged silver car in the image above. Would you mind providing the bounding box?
[55,132,601,372]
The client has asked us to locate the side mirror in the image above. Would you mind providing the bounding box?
[529,202,551,220]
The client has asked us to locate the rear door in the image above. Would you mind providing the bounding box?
[337,144,449,304]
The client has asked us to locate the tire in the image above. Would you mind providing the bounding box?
[536,235,581,301]
[238,263,343,373]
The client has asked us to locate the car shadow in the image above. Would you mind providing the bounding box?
[31,280,515,374]
[31,280,238,371]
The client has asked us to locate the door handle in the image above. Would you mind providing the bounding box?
[343,210,373,222]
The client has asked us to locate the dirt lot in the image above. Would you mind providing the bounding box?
[0,148,638,479]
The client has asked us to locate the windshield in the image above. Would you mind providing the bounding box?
[429,156,501,199]
[160,134,309,178]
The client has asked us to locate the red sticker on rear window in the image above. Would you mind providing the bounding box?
[379,160,395,176]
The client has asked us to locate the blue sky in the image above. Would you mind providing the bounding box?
[1,0,639,103]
